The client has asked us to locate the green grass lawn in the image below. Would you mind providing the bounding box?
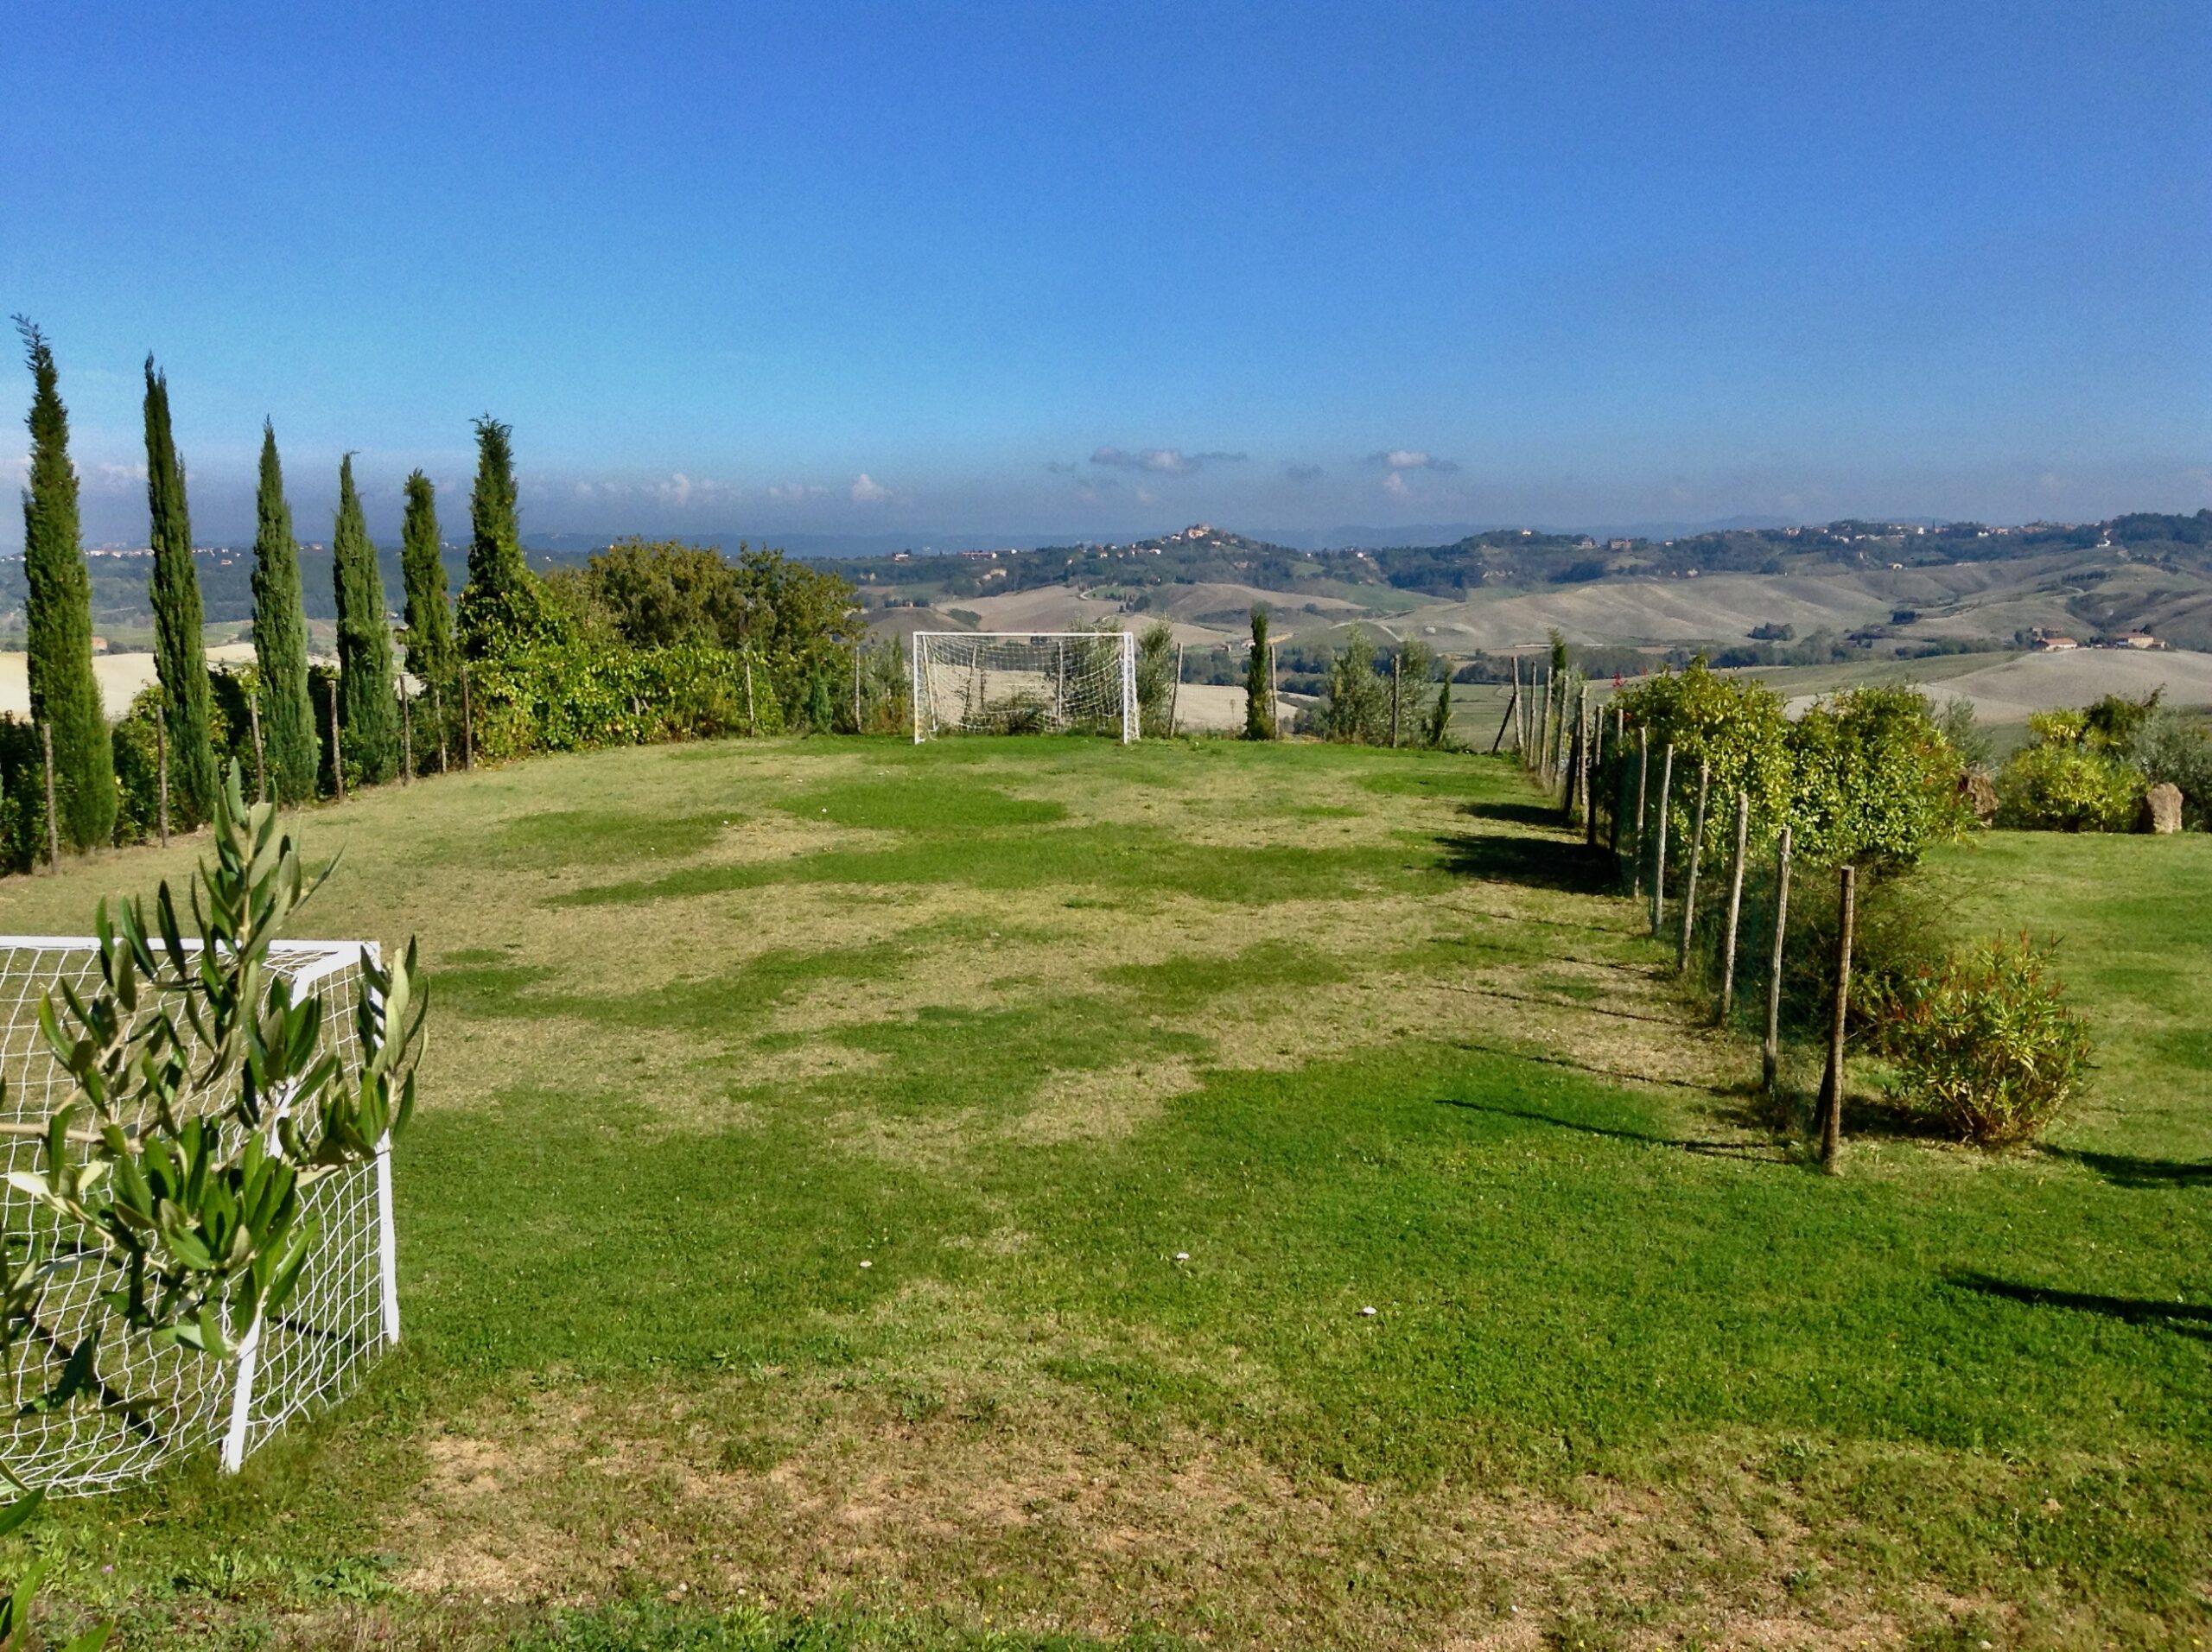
[2,737,2206,1649]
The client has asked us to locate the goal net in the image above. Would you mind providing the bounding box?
[0,937,399,1495]
[912,631,1138,743]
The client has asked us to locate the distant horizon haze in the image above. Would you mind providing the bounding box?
[3,2,2205,553]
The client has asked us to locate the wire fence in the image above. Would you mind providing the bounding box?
[0,937,397,1494]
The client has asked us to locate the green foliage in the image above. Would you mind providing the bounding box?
[1878,936,2094,1146]
[467,638,784,759]
[728,546,862,726]
[580,537,754,650]
[331,454,398,785]
[250,422,319,805]
[140,359,219,826]
[855,636,911,735]
[15,318,115,851]
[1423,673,1453,749]
[0,762,422,1428]
[1323,631,1389,743]
[1548,626,1567,674]
[1786,686,1967,867]
[455,415,548,655]
[1996,709,2145,831]
[1610,662,1795,857]
[1243,606,1275,740]
[1134,620,1176,738]
[399,468,456,692]
[2133,708,2212,827]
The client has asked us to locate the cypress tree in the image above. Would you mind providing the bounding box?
[455,415,541,654]
[399,469,455,689]
[1243,605,1276,740]
[332,454,398,785]
[142,357,219,823]
[251,421,319,804]
[14,318,114,849]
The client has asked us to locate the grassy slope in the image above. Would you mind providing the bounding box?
[0,740,2205,1649]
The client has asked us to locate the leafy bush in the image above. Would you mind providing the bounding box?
[1996,708,2145,830]
[1611,661,1795,857]
[1323,632,1389,743]
[1786,685,1968,867]
[1879,936,2093,1145]
[2129,707,2212,827]
[469,639,783,759]
[1135,620,1177,738]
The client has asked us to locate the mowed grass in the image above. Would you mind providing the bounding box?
[0,735,2206,1649]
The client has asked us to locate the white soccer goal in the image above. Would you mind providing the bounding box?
[0,937,399,1495]
[912,630,1138,744]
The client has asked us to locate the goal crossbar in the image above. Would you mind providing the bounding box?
[911,631,1138,744]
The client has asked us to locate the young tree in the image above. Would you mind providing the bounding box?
[143,357,219,823]
[1325,632,1389,742]
[332,454,398,784]
[455,415,542,654]
[14,317,114,848]
[1424,673,1454,748]
[400,469,456,689]
[251,420,320,804]
[1243,605,1276,740]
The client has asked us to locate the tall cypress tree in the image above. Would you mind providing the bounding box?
[454,415,540,655]
[142,357,219,823]
[1243,604,1276,740]
[14,317,114,849]
[332,454,397,785]
[251,421,319,804]
[399,469,455,689]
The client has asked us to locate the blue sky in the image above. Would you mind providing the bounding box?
[4,1,2207,550]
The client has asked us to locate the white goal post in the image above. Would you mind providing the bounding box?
[912,631,1138,744]
[0,937,399,1494]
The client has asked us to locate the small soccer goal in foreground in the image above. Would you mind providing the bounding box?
[0,937,399,1495]
[912,630,1139,744]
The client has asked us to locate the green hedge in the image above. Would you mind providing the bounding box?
[467,639,785,761]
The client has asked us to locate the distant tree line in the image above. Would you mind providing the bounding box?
[3,325,874,874]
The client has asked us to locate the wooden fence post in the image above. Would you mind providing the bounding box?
[1677,760,1709,972]
[40,722,60,868]
[156,703,170,847]
[1169,643,1184,737]
[328,692,346,803]
[1719,791,1750,1020]
[852,647,862,733]
[1581,693,1597,847]
[1631,727,1649,897]
[399,680,413,786]
[1650,743,1674,936]
[742,649,756,737]
[1819,864,1855,1172]
[1764,825,1792,1095]
[1389,651,1402,749]
[1268,639,1281,735]
[460,664,474,770]
[433,683,448,772]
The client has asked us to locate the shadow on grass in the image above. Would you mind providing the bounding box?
[2037,1146,2212,1189]
[1462,798,1567,829]
[1436,832,1616,895]
[1948,1271,2212,1340]
[1435,1096,1789,1163]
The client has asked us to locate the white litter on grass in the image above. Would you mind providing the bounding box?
[1359,1306,1377,1318]
[859,1260,872,1269]
[1173,1252,1190,1263]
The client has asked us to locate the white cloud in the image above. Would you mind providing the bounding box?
[1382,471,1411,499]
[92,461,149,492]
[1091,446,1247,476]
[850,473,891,504]
[765,481,830,504]
[1364,449,1458,473]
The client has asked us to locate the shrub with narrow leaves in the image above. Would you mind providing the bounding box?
[1880,936,2092,1146]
